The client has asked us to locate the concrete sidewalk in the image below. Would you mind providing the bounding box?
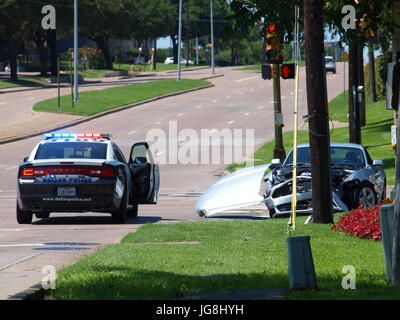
[0,68,224,144]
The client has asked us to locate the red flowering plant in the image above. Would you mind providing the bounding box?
[331,199,393,241]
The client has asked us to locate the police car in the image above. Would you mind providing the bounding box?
[16,132,160,224]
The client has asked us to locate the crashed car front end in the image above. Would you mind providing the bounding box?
[264,172,350,217]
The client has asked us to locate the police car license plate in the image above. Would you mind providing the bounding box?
[57,187,76,197]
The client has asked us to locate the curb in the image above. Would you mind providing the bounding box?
[7,283,45,300]
[0,80,218,145]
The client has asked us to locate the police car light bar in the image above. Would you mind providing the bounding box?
[44,132,112,139]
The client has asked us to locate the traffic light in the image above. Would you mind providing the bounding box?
[264,24,282,64]
[281,63,295,80]
[262,64,271,80]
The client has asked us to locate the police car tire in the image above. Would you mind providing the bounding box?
[127,202,138,218]
[16,202,33,224]
[111,191,128,223]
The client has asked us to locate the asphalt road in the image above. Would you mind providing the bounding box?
[0,65,347,299]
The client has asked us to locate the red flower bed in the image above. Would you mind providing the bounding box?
[331,204,384,241]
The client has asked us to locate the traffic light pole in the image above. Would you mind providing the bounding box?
[348,39,361,144]
[272,64,286,161]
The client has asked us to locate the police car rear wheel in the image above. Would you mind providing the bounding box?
[16,202,33,224]
[111,191,128,223]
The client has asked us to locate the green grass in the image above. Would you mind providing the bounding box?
[33,79,211,116]
[0,76,48,88]
[227,92,396,185]
[50,217,400,300]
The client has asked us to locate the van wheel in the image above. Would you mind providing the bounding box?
[16,202,33,224]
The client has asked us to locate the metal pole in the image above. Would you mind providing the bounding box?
[210,0,215,74]
[177,0,183,81]
[57,57,60,109]
[196,37,199,65]
[73,0,79,102]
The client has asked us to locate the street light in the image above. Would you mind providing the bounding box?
[73,0,78,102]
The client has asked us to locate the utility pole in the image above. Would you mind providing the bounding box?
[177,0,183,81]
[73,0,79,102]
[368,42,377,102]
[348,39,361,144]
[185,0,189,68]
[272,64,285,161]
[210,0,215,74]
[303,0,332,224]
[358,43,366,127]
[195,37,199,65]
[392,1,400,286]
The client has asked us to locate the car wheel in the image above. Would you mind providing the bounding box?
[111,191,128,223]
[16,202,33,224]
[353,182,377,209]
[35,212,50,219]
[127,202,138,218]
[268,207,276,218]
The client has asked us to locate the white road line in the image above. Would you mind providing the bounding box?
[0,243,45,248]
[244,112,250,116]
[235,76,258,82]
[258,106,264,109]
[226,96,231,99]
[212,100,218,103]
[0,102,7,105]
[227,120,235,125]
[5,165,18,170]
[0,229,25,232]
[177,113,184,117]
[128,130,137,135]
[196,105,203,109]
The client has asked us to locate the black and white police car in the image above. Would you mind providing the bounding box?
[16,132,160,224]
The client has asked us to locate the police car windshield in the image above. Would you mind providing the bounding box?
[35,142,107,160]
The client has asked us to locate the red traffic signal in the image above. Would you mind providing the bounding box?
[281,63,295,80]
[267,24,276,34]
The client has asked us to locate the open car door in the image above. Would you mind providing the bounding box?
[129,142,160,204]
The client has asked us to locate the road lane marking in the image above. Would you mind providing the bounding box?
[226,96,231,99]
[177,113,184,117]
[258,106,264,109]
[154,151,165,157]
[227,120,235,125]
[196,105,203,109]
[235,76,258,82]
[0,229,25,232]
[0,102,7,105]
[128,130,137,135]
[0,243,45,248]
[212,100,218,103]
[244,112,250,116]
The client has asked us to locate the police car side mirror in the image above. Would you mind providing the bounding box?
[23,157,28,163]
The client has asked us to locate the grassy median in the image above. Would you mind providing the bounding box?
[33,79,211,116]
[50,217,400,300]
[227,92,395,185]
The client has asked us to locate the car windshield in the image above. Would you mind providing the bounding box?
[325,57,333,63]
[284,146,365,167]
[35,142,107,160]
